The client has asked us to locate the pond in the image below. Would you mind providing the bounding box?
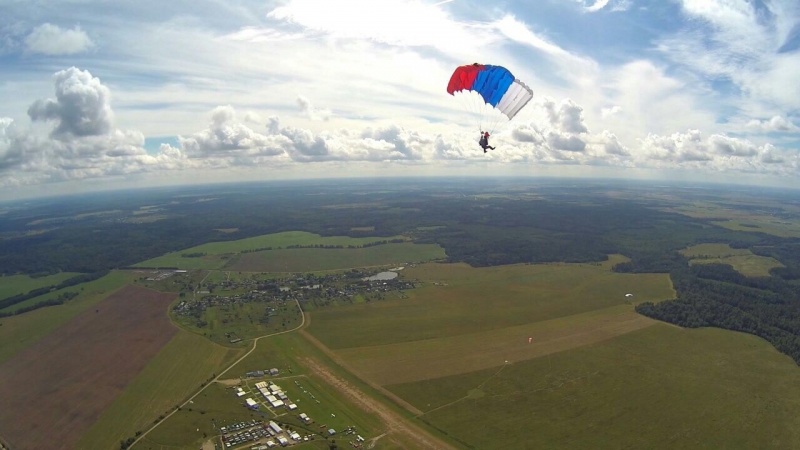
[363,271,398,281]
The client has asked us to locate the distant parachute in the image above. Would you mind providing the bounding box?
[447,63,533,134]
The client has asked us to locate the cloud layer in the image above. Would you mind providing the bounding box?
[1,0,799,198]
[1,66,797,193]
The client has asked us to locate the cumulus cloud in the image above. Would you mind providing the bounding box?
[296,95,332,121]
[547,132,586,152]
[24,23,93,55]
[176,106,287,160]
[636,129,799,174]
[746,115,799,133]
[0,68,163,187]
[28,67,114,138]
[543,99,588,134]
[2,68,798,192]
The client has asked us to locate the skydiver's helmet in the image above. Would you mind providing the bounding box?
[484,132,490,136]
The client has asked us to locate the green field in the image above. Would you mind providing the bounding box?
[0,270,134,364]
[0,272,80,300]
[387,324,800,449]
[680,243,783,277]
[80,330,243,449]
[711,219,800,238]
[307,256,675,350]
[664,200,800,238]
[132,382,267,449]
[228,243,446,272]
[141,332,391,450]
[133,231,413,270]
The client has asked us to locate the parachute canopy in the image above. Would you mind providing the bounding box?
[447,64,533,121]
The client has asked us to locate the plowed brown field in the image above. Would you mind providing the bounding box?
[0,285,176,450]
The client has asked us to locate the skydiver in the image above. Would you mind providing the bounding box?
[479,131,495,153]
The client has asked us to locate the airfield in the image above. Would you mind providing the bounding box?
[2,219,800,448]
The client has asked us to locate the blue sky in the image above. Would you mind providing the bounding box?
[1,0,799,199]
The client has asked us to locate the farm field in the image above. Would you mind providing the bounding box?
[228,243,445,272]
[0,285,177,450]
[663,199,800,238]
[0,270,135,364]
[307,256,675,349]
[79,330,243,449]
[337,304,656,385]
[680,243,784,277]
[0,272,80,299]
[133,231,412,270]
[387,325,800,449]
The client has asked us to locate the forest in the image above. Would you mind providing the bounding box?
[1,177,800,363]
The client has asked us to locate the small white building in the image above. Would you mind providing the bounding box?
[277,436,289,447]
[269,421,282,434]
[245,398,258,409]
[290,431,301,441]
[286,402,297,411]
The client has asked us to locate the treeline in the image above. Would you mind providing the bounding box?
[241,239,407,254]
[636,262,800,364]
[0,291,79,318]
[180,252,206,258]
[0,271,108,311]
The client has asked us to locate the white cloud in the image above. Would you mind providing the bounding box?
[659,0,800,115]
[27,67,114,137]
[24,23,94,55]
[176,106,287,160]
[296,96,332,121]
[543,99,588,134]
[600,105,621,118]
[581,0,610,13]
[266,0,491,57]
[746,115,799,133]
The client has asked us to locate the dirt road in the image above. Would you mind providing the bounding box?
[299,356,456,450]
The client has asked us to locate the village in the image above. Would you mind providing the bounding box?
[171,267,417,320]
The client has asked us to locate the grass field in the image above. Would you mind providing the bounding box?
[132,382,268,449]
[80,330,243,449]
[0,270,134,364]
[680,243,783,277]
[711,219,800,238]
[663,201,800,238]
[387,324,800,449]
[337,304,656,385]
[141,332,391,450]
[0,272,80,299]
[300,254,800,448]
[133,231,413,270]
[307,256,674,350]
[227,243,446,272]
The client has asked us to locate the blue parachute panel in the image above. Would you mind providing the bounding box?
[472,65,515,107]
